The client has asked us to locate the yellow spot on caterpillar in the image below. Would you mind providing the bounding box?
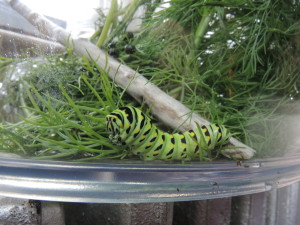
[135,128,140,133]
[190,132,195,137]
[182,143,186,148]
[206,136,211,142]
[170,144,174,148]
[167,154,172,159]
[180,134,184,139]
[153,150,159,155]
[125,124,130,129]
[202,128,207,132]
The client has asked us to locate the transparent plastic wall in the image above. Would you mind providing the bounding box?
[0,0,300,203]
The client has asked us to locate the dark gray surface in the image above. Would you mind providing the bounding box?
[1,183,300,224]
[0,198,40,225]
[41,202,65,225]
[64,202,173,225]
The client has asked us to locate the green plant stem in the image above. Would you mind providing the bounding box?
[90,28,102,42]
[194,8,212,48]
[96,0,118,47]
[105,0,144,45]
[81,75,109,112]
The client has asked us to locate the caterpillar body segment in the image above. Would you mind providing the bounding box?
[106,106,230,160]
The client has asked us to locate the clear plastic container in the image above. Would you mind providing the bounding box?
[0,0,300,203]
[1,155,300,203]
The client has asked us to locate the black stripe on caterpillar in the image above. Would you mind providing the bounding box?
[106,106,230,160]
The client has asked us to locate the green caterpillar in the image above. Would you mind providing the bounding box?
[106,106,230,160]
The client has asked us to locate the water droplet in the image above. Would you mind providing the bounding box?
[204,31,215,38]
[205,49,214,54]
[3,104,12,113]
[225,13,235,20]
[197,57,204,66]
[0,90,7,100]
[294,84,299,94]
[269,42,276,50]
[227,40,236,49]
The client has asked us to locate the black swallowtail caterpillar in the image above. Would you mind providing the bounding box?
[106,106,230,160]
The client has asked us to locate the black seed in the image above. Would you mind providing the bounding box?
[107,42,116,49]
[126,32,134,39]
[124,44,136,54]
[108,48,119,57]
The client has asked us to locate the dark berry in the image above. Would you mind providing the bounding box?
[108,48,119,57]
[124,44,136,54]
[107,42,116,49]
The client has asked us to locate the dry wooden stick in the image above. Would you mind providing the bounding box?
[8,0,256,159]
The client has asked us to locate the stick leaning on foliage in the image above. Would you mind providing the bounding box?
[8,0,255,160]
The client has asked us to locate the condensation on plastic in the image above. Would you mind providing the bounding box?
[0,155,300,203]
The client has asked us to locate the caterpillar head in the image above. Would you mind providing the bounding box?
[106,113,124,145]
